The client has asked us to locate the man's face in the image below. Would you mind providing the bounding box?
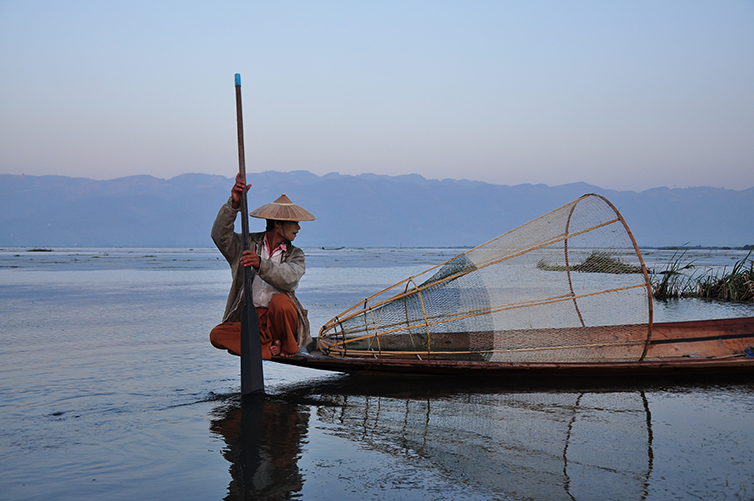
[277,221,300,242]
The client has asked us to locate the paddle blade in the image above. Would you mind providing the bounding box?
[241,303,264,395]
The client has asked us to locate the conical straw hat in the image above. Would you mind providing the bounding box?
[249,194,316,221]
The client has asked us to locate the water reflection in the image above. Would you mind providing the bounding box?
[210,396,309,500]
[311,379,653,501]
[211,377,664,500]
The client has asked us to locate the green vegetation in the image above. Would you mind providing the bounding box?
[536,251,642,274]
[650,249,697,300]
[573,251,643,274]
[537,248,753,302]
[652,249,754,302]
[694,252,754,302]
[536,260,568,272]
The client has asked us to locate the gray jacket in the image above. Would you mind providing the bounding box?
[211,198,313,350]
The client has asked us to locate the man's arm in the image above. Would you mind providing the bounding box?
[211,199,242,263]
[257,248,306,292]
[211,174,249,263]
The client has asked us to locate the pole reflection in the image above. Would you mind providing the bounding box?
[209,395,309,500]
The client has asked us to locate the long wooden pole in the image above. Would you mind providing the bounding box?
[235,73,264,395]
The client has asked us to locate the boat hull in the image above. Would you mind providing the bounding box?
[274,317,754,377]
[274,355,754,377]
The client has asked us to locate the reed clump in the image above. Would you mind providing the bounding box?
[537,251,642,274]
[694,252,754,302]
[652,249,754,302]
[574,251,642,274]
[651,249,696,300]
[536,260,568,272]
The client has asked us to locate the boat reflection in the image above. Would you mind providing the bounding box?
[211,377,656,500]
[309,378,654,501]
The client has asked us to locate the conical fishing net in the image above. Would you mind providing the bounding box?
[318,194,653,363]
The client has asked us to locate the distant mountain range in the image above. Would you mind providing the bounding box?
[1,172,752,248]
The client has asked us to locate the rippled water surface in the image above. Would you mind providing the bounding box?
[1,247,753,500]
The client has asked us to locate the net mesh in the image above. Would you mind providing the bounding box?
[318,194,653,362]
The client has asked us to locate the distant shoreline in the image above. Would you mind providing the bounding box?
[646,245,754,251]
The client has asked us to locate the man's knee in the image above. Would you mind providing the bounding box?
[209,322,241,352]
[209,323,224,347]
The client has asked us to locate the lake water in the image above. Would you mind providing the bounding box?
[1,247,753,500]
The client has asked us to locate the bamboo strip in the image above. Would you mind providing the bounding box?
[322,339,647,358]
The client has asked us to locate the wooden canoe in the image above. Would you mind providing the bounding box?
[272,316,754,377]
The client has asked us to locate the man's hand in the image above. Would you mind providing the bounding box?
[240,249,260,269]
[230,173,251,209]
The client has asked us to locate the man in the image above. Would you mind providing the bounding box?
[209,174,315,359]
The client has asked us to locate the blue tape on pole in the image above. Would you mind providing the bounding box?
[235,73,241,86]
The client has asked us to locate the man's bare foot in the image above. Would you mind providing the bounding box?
[270,340,282,356]
[280,350,297,358]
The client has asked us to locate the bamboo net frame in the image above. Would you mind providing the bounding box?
[319,194,654,363]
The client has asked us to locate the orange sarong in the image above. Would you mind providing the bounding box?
[209,293,299,359]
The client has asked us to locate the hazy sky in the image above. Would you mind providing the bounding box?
[1,1,752,191]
